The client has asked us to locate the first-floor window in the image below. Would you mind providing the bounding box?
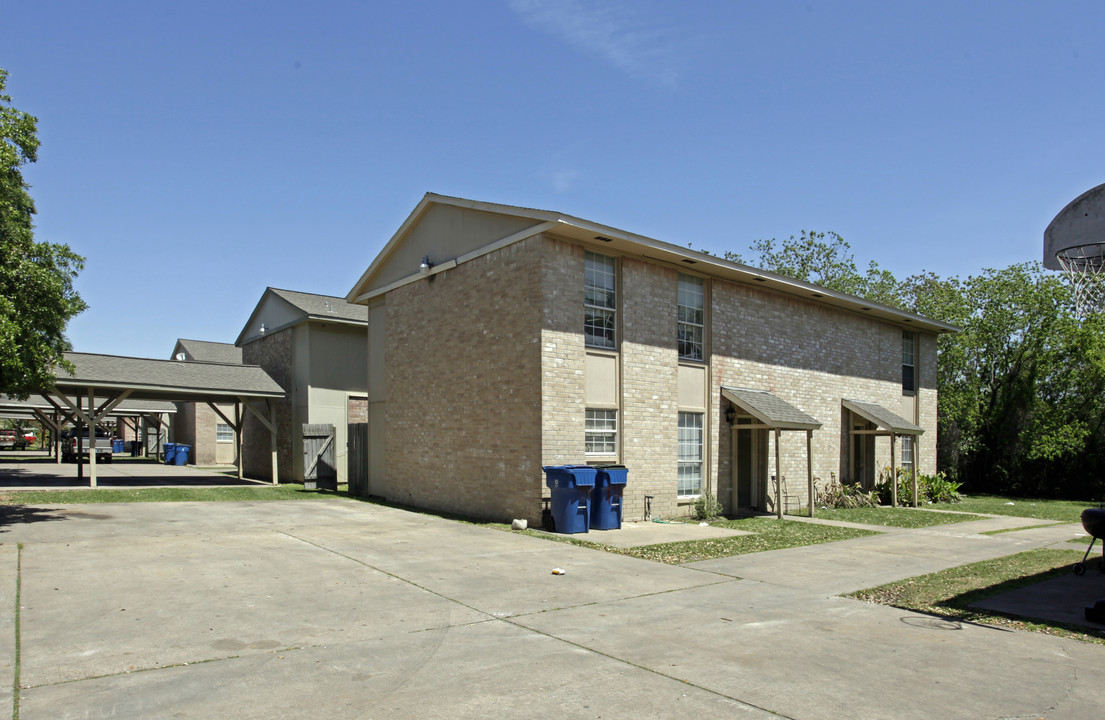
[901,435,913,468]
[678,412,704,496]
[586,409,617,455]
[216,423,234,443]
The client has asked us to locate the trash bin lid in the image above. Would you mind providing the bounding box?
[543,464,596,488]
[593,464,628,484]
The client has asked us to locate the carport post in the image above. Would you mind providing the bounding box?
[87,387,97,488]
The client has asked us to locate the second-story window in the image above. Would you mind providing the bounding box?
[678,274,704,361]
[585,251,617,349]
[902,330,916,393]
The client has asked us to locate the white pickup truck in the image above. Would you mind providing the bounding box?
[60,430,114,463]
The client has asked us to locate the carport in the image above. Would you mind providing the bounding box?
[842,398,924,507]
[0,394,176,461]
[24,352,285,487]
[721,386,822,519]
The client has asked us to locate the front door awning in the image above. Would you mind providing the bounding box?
[721,386,822,430]
[842,399,923,435]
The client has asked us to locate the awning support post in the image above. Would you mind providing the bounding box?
[774,427,782,520]
[912,435,919,508]
[890,434,897,508]
[806,429,814,518]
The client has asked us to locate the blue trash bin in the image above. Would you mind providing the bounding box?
[173,444,191,466]
[591,464,628,530]
[163,443,176,464]
[112,439,124,453]
[543,465,597,534]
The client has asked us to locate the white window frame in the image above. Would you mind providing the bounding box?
[901,435,914,469]
[585,409,618,456]
[902,330,916,394]
[678,412,704,496]
[678,274,705,362]
[585,251,617,349]
[216,423,234,443]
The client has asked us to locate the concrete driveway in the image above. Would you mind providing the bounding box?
[1,498,1102,719]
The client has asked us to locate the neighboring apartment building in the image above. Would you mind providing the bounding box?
[236,288,368,485]
[345,194,955,524]
[169,339,243,465]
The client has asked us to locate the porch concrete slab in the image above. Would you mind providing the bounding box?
[20,620,774,720]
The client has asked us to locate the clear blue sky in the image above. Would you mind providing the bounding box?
[6,0,1104,359]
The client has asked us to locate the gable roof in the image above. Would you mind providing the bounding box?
[842,399,924,435]
[268,288,368,323]
[346,193,958,334]
[721,387,822,430]
[54,352,285,403]
[235,287,368,346]
[172,339,243,364]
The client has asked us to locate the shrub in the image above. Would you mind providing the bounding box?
[876,466,962,505]
[815,474,880,509]
[693,490,724,520]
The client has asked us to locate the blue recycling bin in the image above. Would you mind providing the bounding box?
[163,443,176,464]
[543,465,597,534]
[173,444,191,466]
[112,439,124,453]
[591,464,628,530]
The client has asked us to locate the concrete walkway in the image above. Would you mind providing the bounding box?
[1,499,1102,719]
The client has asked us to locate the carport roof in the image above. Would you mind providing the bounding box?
[842,399,924,434]
[721,387,822,430]
[0,394,176,418]
[51,352,284,403]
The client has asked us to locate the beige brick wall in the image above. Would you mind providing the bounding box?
[373,232,940,523]
[619,257,680,520]
[539,237,587,475]
[242,329,295,482]
[710,281,938,512]
[384,236,544,522]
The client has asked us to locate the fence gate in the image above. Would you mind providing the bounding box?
[302,423,337,490]
[347,422,368,496]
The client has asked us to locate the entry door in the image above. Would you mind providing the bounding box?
[734,425,766,510]
[852,423,875,488]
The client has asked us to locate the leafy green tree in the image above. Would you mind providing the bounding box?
[0,68,86,399]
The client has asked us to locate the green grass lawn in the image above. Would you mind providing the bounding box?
[618,518,877,564]
[940,494,1093,523]
[488,517,878,563]
[790,506,984,528]
[849,548,1104,644]
[0,485,334,504]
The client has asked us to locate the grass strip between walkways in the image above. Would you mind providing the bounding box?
[938,495,1090,523]
[788,506,983,528]
[621,518,878,563]
[495,518,878,563]
[849,547,1105,645]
